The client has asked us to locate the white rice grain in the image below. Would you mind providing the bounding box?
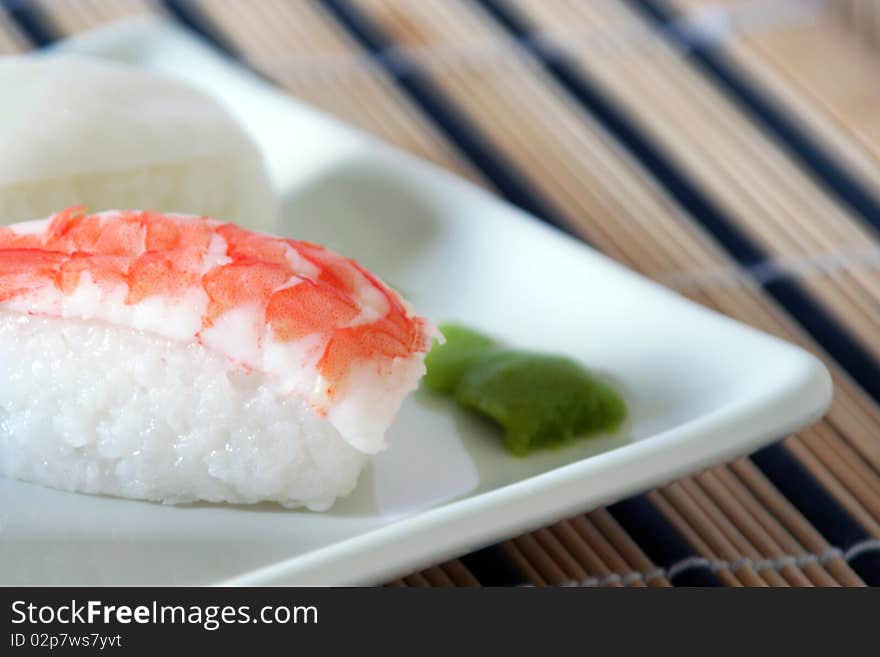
[0,311,367,510]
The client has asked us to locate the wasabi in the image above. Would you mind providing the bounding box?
[425,324,626,456]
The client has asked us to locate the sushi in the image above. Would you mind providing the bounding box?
[0,55,278,229]
[0,208,436,510]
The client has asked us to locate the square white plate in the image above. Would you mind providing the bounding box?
[0,18,831,585]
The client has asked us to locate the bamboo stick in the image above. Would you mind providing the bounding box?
[588,509,672,587]
[420,565,456,587]
[645,490,740,586]
[531,527,591,583]
[697,469,813,586]
[502,540,546,586]
[511,533,571,585]
[547,520,624,586]
[659,482,769,586]
[0,10,29,51]
[713,462,852,586]
[838,0,880,46]
[32,0,155,34]
[402,572,433,587]
[566,516,645,586]
[440,560,481,587]
[729,458,865,585]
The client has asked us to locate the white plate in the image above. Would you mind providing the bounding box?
[0,18,831,585]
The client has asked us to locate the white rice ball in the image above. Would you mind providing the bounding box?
[0,55,278,230]
[0,311,367,510]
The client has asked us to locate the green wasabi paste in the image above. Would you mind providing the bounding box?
[424,324,626,457]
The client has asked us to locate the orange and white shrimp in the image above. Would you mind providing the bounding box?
[0,207,436,454]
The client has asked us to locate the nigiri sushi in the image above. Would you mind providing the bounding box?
[0,208,436,510]
[0,55,278,229]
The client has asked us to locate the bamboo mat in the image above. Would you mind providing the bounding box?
[4,0,880,587]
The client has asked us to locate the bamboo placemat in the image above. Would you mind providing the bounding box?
[4,0,880,586]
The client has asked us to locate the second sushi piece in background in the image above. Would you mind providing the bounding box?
[0,208,437,511]
[0,55,279,230]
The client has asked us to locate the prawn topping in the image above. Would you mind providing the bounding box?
[0,208,432,406]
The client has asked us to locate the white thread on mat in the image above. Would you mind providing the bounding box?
[666,556,712,582]
[532,541,880,587]
[844,538,880,563]
[233,0,830,82]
